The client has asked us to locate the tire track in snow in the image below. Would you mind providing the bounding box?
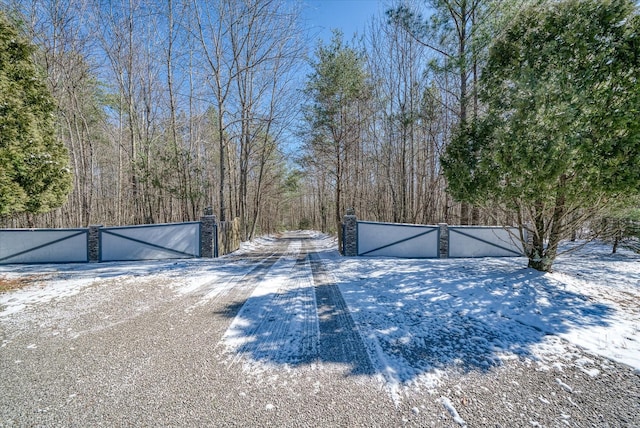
[221,240,320,366]
[309,259,402,402]
[309,252,375,375]
[220,234,376,379]
[310,250,424,403]
[187,253,281,315]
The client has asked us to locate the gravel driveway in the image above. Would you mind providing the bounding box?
[1,232,639,427]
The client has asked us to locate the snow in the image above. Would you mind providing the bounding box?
[1,234,639,399]
[441,396,467,426]
[556,378,574,393]
[0,275,97,317]
[318,241,640,380]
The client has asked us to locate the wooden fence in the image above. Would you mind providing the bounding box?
[217,218,241,256]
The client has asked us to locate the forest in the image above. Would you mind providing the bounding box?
[1,0,639,269]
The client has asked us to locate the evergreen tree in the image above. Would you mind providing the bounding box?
[442,0,640,271]
[0,11,72,218]
[302,31,370,249]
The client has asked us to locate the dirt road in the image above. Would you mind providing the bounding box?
[1,232,639,427]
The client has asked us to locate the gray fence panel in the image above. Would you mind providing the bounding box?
[357,221,439,258]
[0,229,88,264]
[100,222,200,262]
[448,226,524,258]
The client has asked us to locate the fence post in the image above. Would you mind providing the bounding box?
[438,223,449,259]
[88,225,102,263]
[214,222,219,258]
[342,210,358,256]
[200,214,217,258]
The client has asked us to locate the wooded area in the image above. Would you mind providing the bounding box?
[1,0,639,271]
[0,0,503,234]
[2,0,306,241]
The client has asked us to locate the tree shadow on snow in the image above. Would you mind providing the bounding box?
[214,240,620,384]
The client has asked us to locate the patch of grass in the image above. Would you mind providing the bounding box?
[0,276,36,293]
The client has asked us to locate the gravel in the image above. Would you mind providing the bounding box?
[1,234,639,427]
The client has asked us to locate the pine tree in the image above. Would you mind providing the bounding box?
[302,31,370,250]
[0,11,72,218]
[442,0,640,271]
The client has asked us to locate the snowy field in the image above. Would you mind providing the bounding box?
[322,240,640,398]
[1,232,639,425]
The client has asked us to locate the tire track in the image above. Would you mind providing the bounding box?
[189,253,282,316]
[219,233,374,374]
[309,251,375,375]
[220,240,320,366]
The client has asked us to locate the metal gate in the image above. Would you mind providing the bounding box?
[100,222,201,262]
[0,229,88,264]
[448,226,524,257]
[357,221,439,258]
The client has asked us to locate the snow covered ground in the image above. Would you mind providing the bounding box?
[319,239,640,400]
[1,232,639,404]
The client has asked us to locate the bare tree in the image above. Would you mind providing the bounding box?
[14,0,106,227]
[191,0,304,236]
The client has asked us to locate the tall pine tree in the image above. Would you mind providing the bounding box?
[302,31,370,250]
[0,11,72,218]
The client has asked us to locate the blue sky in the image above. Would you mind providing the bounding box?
[302,0,387,43]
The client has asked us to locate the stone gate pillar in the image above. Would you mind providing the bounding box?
[200,214,217,258]
[343,210,358,257]
[88,225,102,263]
[438,223,449,259]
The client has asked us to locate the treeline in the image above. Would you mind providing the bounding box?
[7,0,630,244]
[2,0,522,237]
[295,1,522,235]
[2,0,305,240]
